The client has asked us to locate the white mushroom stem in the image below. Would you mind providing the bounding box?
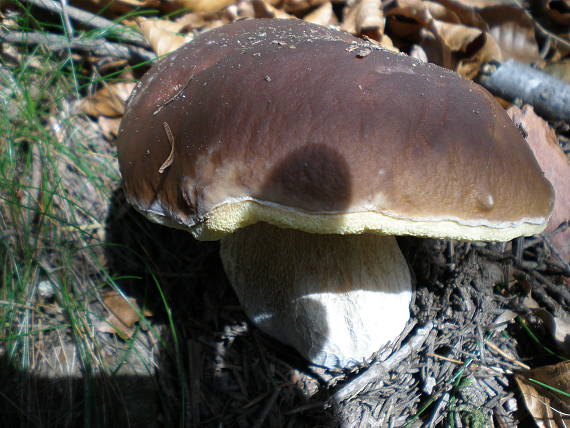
[220,222,413,368]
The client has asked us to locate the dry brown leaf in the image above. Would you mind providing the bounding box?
[432,1,540,63]
[387,17,423,42]
[534,309,570,355]
[136,17,192,57]
[434,0,488,28]
[342,0,384,41]
[304,2,337,26]
[251,0,295,19]
[98,116,122,140]
[426,19,501,76]
[455,30,502,78]
[544,59,570,83]
[389,0,461,25]
[377,33,399,52]
[224,1,256,21]
[173,11,212,31]
[78,82,135,117]
[515,360,570,428]
[97,290,152,339]
[282,0,329,13]
[170,0,234,13]
[386,0,500,76]
[508,105,570,262]
[541,0,570,26]
[479,5,540,63]
[431,19,482,51]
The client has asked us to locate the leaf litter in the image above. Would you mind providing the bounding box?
[2,0,570,426]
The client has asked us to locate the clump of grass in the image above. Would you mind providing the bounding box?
[0,8,168,426]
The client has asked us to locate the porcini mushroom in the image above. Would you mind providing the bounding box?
[117,19,554,368]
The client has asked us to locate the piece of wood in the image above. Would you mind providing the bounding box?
[330,321,434,403]
[480,60,570,122]
[0,31,154,61]
[24,0,148,47]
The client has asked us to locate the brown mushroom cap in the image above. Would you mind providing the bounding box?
[117,18,554,242]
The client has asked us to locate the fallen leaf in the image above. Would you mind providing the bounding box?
[224,1,256,21]
[479,5,540,63]
[97,290,152,339]
[540,0,570,26]
[282,0,329,13]
[386,0,501,76]
[342,0,384,41]
[508,105,570,262]
[515,360,570,428]
[251,0,295,19]
[98,116,122,140]
[136,17,193,57]
[304,2,338,26]
[428,19,501,76]
[431,18,481,51]
[78,82,136,117]
[435,0,487,28]
[455,30,502,79]
[544,59,570,83]
[389,0,461,25]
[170,0,234,14]
[534,309,570,355]
[376,33,399,52]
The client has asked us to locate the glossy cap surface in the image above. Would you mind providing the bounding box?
[117,18,554,241]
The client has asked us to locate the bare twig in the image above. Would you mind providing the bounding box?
[330,321,434,403]
[58,0,74,39]
[0,31,154,61]
[544,234,570,277]
[529,269,570,304]
[479,60,570,122]
[426,392,450,428]
[484,340,530,370]
[511,0,570,51]
[427,353,463,365]
[0,300,37,311]
[23,0,148,48]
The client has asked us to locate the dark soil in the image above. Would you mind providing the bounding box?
[100,191,570,427]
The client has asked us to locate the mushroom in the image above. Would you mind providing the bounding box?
[116,19,554,368]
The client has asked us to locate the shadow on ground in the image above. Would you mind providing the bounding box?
[0,187,334,428]
[1,188,564,427]
[101,188,336,427]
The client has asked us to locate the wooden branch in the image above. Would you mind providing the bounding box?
[479,60,570,122]
[23,0,148,48]
[330,321,434,403]
[0,30,155,61]
[58,0,75,39]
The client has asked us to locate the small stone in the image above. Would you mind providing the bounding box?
[37,280,54,299]
[423,376,437,394]
[503,397,517,413]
